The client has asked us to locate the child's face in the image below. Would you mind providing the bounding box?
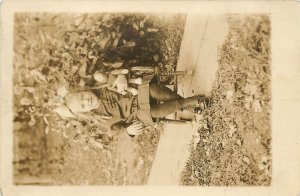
[66,91,100,113]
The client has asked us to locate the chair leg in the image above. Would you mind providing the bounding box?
[159,119,190,124]
[174,75,178,120]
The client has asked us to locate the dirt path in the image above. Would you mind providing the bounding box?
[147,14,228,185]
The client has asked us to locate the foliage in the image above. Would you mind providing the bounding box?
[13,13,186,184]
[180,15,271,186]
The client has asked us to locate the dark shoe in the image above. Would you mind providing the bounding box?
[194,97,211,114]
[178,95,210,111]
[200,97,210,109]
[194,101,208,112]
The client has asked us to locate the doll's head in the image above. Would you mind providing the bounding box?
[94,71,108,84]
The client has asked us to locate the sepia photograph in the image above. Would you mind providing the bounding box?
[1,1,300,196]
[12,12,271,186]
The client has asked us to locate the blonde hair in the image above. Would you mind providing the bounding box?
[64,88,111,122]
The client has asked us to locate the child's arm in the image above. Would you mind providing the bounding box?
[107,86,127,95]
[94,83,110,89]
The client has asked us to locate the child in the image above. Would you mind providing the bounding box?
[93,68,142,96]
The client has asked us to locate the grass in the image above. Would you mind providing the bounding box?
[180,14,271,186]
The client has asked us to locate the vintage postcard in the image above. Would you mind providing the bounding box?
[1,0,300,196]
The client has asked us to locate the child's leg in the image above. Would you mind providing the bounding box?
[150,96,209,118]
[149,83,182,102]
[150,100,181,118]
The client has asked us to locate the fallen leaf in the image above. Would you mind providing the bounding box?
[242,156,250,164]
[45,125,50,135]
[142,15,149,23]
[194,170,200,178]
[258,163,265,170]
[153,54,160,62]
[29,115,36,126]
[98,34,111,49]
[62,131,69,138]
[88,53,98,60]
[28,106,36,113]
[192,135,200,150]
[253,99,262,112]
[124,41,136,48]
[147,28,159,33]
[14,85,24,95]
[244,96,253,110]
[132,23,139,30]
[43,116,49,125]
[24,87,35,93]
[164,54,169,60]
[111,61,124,68]
[244,84,257,95]
[261,155,268,163]
[256,137,261,144]
[79,79,86,87]
[20,97,31,106]
[139,31,145,37]
[221,140,227,147]
[38,29,46,45]
[31,70,47,83]
[226,89,234,100]
[83,146,89,151]
[57,86,69,98]
[78,61,87,77]
[74,15,87,26]
[111,32,116,39]
[66,122,71,128]
[206,149,210,156]
[203,120,208,129]
[112,38,120,48]
[228,124,236,137]
[94,140,104,149]
[139,21,144,28]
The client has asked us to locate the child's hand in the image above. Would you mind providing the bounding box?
[112,75,128,92]
[126,121,145,136]
[129,77,142,85]
[127,87,138,96]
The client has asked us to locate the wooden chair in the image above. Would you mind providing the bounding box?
[130,66,193,124]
